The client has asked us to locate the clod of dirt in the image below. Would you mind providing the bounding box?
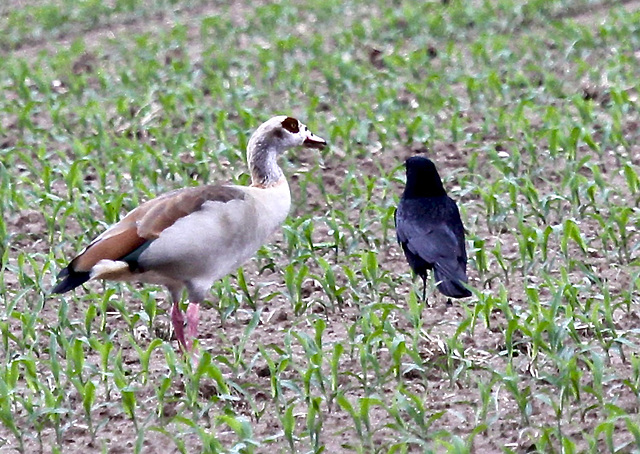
[368,47,385,69]
[402,368,422,380]
[274,310,288,322]
[160,402,178,418]
[200,382,217,399]
[72,52,97,74]
[256,364,270,378]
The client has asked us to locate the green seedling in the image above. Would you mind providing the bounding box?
[2,0,640,451]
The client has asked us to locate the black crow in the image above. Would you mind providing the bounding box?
[395,156,471,301]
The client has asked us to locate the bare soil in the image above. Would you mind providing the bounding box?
[3,1,640,453]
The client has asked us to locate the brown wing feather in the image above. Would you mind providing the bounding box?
[71,225,146,272]
[69,185,246,272]
[137,185,245,238]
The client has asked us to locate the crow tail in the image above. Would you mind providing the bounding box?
[434,267,471,298]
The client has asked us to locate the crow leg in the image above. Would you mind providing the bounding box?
[422,275,427,303]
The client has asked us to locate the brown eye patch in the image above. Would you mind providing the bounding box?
[281,117,299,133]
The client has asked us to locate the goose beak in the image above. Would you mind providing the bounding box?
[303,133,327,150]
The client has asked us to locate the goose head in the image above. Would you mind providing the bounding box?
[248,116,326,155]
[248,116,327,187]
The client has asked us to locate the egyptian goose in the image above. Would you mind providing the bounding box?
[395,156,471,301]
[52,116,327,350]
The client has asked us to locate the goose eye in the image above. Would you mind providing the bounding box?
[281,117,299,133]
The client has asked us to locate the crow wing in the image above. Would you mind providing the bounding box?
[396,197,469,297]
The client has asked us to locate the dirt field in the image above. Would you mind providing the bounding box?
[2,0,640,453]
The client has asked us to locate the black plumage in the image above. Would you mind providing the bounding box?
[395,156,471,301]
[50,267,90,294]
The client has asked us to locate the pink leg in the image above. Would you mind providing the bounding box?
[185,302,200,351]
[171,300,188,352]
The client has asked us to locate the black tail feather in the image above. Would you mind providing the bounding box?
[51,266,91,294]
[434,268,471,298]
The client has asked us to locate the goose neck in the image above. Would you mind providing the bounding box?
[248,142,284,188]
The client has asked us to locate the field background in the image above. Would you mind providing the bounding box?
[1,0,640,452]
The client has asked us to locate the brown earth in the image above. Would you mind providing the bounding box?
[2,1,640,453]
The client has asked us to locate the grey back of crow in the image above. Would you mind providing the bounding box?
[395,156,471,300]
